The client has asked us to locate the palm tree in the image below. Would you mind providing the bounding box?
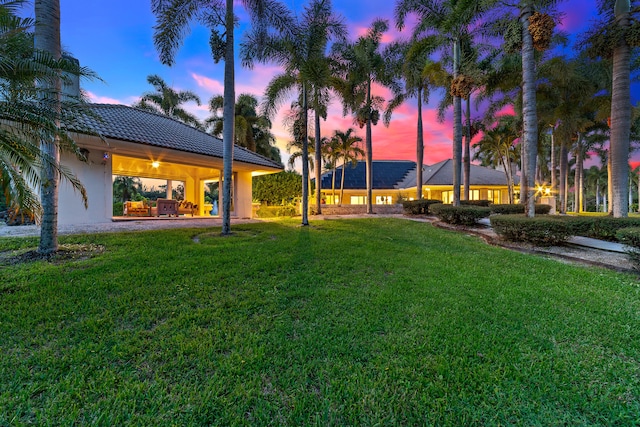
[35,0,62,253]
[206,93,281,162]
[152,0,291,234]
[242,0,344,224]
[332,128,364,206]
[1,1,96,249]
[384,40,440,200]
[133,74,202,127]
[396,0,489,207]
[332,19,398,214]
[113,176,142,204]
[286,135,316,208]
[323,135,341,203]
[610,0,632,217]
[473,116,519,203]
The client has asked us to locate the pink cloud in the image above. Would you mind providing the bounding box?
[86,91,125,105]
[191,73,225,94]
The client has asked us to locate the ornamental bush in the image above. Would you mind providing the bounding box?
[559,216,640,241]
[616,227,640,271]
[460,199,492,207]
[490,215,572,246]
[489,204,552,215]
[430,204,491,226]
[401,199,442,215]
[255,205,298,218]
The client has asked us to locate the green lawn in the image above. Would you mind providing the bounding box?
[1,218,639,425]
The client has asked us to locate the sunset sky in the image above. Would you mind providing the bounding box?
[28,1,637,169]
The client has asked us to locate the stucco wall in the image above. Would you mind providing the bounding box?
[59,151,112,225]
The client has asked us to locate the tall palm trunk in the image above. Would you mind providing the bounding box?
[301,83,309,225]
[452,38,462,207]
[550,127,556,209]
[521,3,538,217]
[574,138,584,213]
[331,167,336,203]
[559,142,568,214]
[340,158,347,206]
[365,79,373,214]
[610,0,631,218]
[36,0,61,254]
[463,96,471,201]
[221,0,235,235]
[314,102,322,214]
[416,87,424,200]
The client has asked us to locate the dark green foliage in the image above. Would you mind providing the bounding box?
[460,199,491,207]
[490,204,552,215]
[255,205,298,218]
[491,215,572,246]
[617,227,640,270]
[252,171,302,205]
[112,202,123,216]
[430,204,491,226]
[590,217,640,241]
[616,227,640,248]
[560,216,640,241]
[491,204,525,214]
[401,199,442,215]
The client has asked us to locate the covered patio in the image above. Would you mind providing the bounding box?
[58,104,283,225]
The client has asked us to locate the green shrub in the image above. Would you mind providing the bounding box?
[490,204,552,215]
[256,205,298,218]
[113,202,123,216]
[559,216,640,241]
[617,227,640,271]
[490,215,572,246]
[460,199,492,207]
[590,217,640,241]
[616,227,640,248]
[402,199,442,215]
[430,204,491,226]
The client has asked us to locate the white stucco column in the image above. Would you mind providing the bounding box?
[235,171,253,218]
[166,180,172,199]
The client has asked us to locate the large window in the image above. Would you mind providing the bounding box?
[488,189,501,204]
[325,195,339,205]
[442,191,453,204]
[375,195,393,205]
[350,195,366,205]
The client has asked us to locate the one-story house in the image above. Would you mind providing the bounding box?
[318,159,517,205]
[60,103,283,225]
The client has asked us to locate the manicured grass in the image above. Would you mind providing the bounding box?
[1,218,639,425]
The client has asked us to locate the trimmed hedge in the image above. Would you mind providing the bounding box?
[255,205,298,218]
[430,204,491,226]
[402,199,442,215]
[490,204,552,215]
[490,215,572,246]
[460,199,492,207]
[617,227,640,271]
[560,216,640,241]
[617,227,640,248]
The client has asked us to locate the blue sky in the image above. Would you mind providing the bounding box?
[24,0,623,167]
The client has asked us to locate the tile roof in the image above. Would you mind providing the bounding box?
[319,160,416,190]
[320,159,514,190]
[78,104,283,170]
